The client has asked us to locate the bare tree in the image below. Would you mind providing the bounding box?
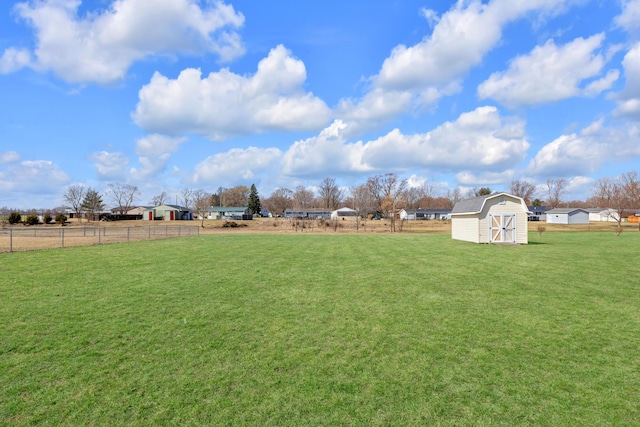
[293,185,315,209]
[509,179,536,205]
[403,186,425,210]
[180,188,195,210]
[150,191,169,206]
[192,189,212,228]
[445,187,463,209]
[545,178,567,209]
[63,184,86,222]
[318,177,344,209]
[266,188,293,217]
[221,185,250,207]
[366,173,407,232]
[349,183,374,231]
[108,183,140,214]
[592,176,627,234]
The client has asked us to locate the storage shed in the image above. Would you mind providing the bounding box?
[545,208,589,224]
[451,193,531,244]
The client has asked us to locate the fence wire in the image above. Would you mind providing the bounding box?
[0,225,200,253]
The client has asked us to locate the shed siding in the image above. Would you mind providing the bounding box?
[451,215,479,243]
[451,193,529,244]
[478,198,528,244]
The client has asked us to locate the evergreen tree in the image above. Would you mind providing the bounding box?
[82,188,105,221]
[248,184,261,216]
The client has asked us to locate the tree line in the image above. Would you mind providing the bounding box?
[3,171,638,231]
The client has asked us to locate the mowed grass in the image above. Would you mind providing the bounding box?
[1,232,639,426]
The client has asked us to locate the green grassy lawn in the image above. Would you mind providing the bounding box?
[1,232,639,425]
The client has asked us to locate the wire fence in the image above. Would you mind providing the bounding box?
[0,225,200,253]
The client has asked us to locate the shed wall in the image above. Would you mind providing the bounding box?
[451,215,479,243]
[479,198,529,244]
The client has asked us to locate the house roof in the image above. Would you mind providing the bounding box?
[545,208,589,214]
[208,206,248,212]
[404,208,452,214]
[451,193,530,215]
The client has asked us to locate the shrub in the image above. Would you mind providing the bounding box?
[24,214,40,226]
[55,213,67,225]
[8,212,21,224]
[537,225,546,236]
[44,213,53,224]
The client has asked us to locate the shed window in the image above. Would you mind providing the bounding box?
[499,197,505,205]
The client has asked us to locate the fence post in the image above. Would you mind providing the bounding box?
[61,228,64,248]
[98,227,101,245]
[9,228,12,253]
[127,227,130,242]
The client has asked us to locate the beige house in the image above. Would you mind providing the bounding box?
[451,193,531,244]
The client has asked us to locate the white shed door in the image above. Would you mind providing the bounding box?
[490,214,516,243]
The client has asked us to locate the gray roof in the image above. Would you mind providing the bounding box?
[451,194,494,214]
[545,208,589,214]
[451,193,529,214]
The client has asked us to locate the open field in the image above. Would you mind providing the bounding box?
[2,217,638,252]
[1,232,639,425]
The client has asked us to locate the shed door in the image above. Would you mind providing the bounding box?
[490,214,516,243]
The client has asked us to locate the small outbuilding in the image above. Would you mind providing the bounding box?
[451,193,531,244]
[545,208,589,224]
[331,207,359,219]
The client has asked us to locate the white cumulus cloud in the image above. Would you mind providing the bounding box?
[478,34,617,107]
[0,48,31,74]
[615,0,640,34]
[133,45,331,140]
[0,159,69,192]
[282,106,529,178]
[11,0,245,84]
[614,43,640,119]
[337,0,577,135]
[90,151,131,180]
[191,146,282,187]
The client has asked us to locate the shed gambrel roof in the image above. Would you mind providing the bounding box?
[451,193,530,215]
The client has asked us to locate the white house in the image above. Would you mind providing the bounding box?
[545,208,589,224]
[205,207,251,220]
[586,208,620,222]
[400,208,451,221]
[451,193,531,244]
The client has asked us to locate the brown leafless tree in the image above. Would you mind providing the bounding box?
[293,185,315,209]
[108,183,140,214]
[445,187,463,209]
[318,177,343,209]
[150,191,169,206]
[192,189,212,227]
[366,173,407,232]
[63,184,86,222]
[509,179,536,205]
[265,188,293,217]
[544,178,567,208]
[220,185,250,207]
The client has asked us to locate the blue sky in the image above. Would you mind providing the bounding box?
[1,0,640,209]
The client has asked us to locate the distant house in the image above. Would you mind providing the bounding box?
[284,208,332,219]
[586,208,620,222]
[451,193,531,244]
[527,206,549,221]
[545,208,589,224]
[331,207,359,219]
[206,207,251,220]
[399,208,451,221]
[143,205,192,221]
